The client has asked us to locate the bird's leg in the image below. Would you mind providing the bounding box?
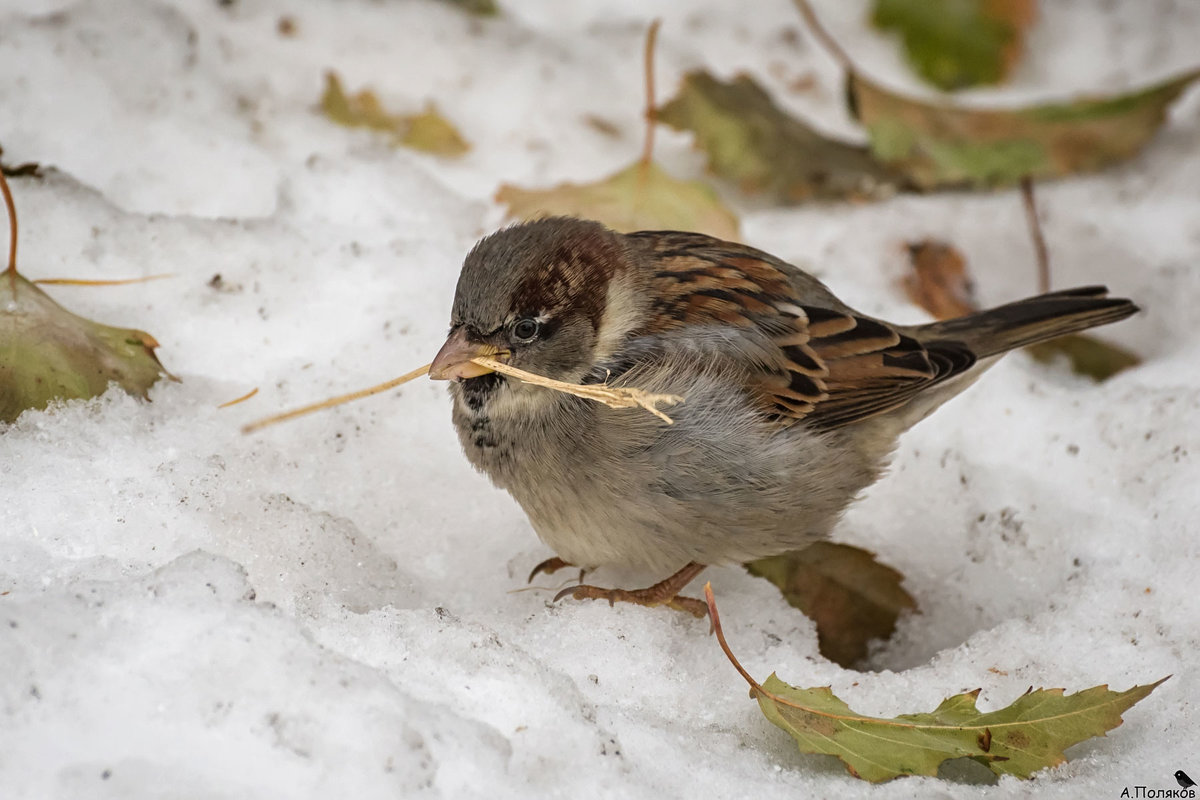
[527,556,586,584]
[553,562,708,618]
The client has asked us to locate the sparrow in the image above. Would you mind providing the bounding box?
[1178,770,1197,789]
[430,217,1138,616]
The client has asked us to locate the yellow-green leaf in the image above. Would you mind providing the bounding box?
[658,71,907,204]
[1027,333,1141,382]
[320,72,470,157]
[705,584,1165,784]
[437,0,499,16]
[1,274,168,423]
[747,543,916,668]
[849,67,1200,188]
[755,676,1164,782]
[872,0,1037,91]
[400,103,471,157]
[495,160,740,240]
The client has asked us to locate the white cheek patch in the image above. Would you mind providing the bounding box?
[593,273,644,363]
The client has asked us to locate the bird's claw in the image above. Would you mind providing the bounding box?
[552,583,708,618]
[527,556,579,583]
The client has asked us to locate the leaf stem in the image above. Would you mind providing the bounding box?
[34,273,174,287]
[793,0,856,74]
[639,18,662,170]
[0,166,17,293]
[703,583,766,696]
[1020,177,1051,293]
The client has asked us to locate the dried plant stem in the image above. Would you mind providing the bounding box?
[218,387,259,409]
[0,167,16,294]
[472,356,683,424]
[1020,177,1051,293]
[241,363,431,434]
[640,18,663,169]
[34,274,174,287]
[242,357,684,435]
[704,583,765,694]
[793,0,855,73]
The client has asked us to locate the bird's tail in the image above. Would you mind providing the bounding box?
[920,286,1138,357]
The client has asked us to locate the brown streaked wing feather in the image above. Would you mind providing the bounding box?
[631,232,977,428]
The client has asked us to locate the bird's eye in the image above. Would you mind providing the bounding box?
[511,317,541,343]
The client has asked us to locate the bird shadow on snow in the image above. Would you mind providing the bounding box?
[840,453,1112,675]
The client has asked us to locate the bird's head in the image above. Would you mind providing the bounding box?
[431,218,646,414]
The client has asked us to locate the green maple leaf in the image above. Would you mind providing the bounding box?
[705,584,1165,783]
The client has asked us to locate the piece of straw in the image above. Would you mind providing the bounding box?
[242,358,683,434]
[218,387,259,409]
[472,356,682,424]
[241,363,431,434]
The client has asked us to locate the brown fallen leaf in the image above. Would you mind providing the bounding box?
[320,72,470,157]
[899,234,1140,381]
[705,583,1166,783]
[872,0,1037,91]
[657,70,908,204]
[901,239,977,320]
[747,542,916,668]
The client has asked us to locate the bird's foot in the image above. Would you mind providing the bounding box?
[527,556,586,584]
[552,562,707,618]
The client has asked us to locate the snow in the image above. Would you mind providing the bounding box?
[1,0,1197,797]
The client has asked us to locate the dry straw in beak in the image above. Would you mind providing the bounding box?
[242,358,682,434]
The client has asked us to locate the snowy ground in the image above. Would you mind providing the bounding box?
[2,0,1198,797]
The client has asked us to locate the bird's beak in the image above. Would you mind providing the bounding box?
[429,328,503,380]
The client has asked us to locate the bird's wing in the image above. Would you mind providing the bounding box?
[623,231,976,430]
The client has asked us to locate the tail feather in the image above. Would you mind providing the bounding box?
[922,286,1138,358]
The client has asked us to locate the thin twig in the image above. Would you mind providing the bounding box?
[1020,177,1051,293]
[0,167,17,294]
[640,18,663,168]
[793,0,855,73]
